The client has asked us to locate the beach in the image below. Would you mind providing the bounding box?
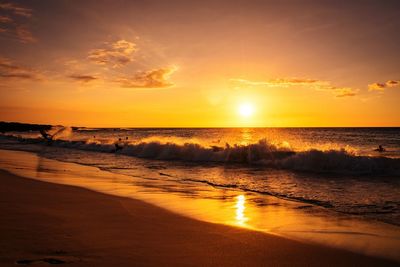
[0,168,398,266]
[1,0,399,265]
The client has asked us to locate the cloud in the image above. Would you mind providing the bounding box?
[0,15,13,23]
[68,74,98,83]
[368,80,400,91]
[330,87,357,97]
[231,77,358,97]
[0,2,35,43]
[88,40,137,68]
[116,67,177,88]
[0,56,40,80]
[15,25,36,43]
[230,78,327,87]
[0,2,32,17]
[368,83,385,91]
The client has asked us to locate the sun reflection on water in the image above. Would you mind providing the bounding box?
[235,194,248,226]
[240,128,254,145]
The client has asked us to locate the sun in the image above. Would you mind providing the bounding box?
[238,103,255,118]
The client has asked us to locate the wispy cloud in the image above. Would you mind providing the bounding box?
[230,77,358,98]
[0,2,32,17]
[63,39,177,89]
[88,40,137,68]
[331,87,357,97]
[0,56,40,80]
[15,25,35,43]
[0,2,36,43]
[230,78,326,87]
[0,15,12,23]
[68,74,98,83]
[116,67,177,88]
[368,80,400,91]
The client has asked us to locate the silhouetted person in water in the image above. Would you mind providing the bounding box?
[39,129,53,145]
[115,138,124,151]
[375,145,386,152]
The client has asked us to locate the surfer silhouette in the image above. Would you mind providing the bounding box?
[39,129,53,145]
[374,145,386,152]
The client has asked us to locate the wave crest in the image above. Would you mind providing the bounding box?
[7,135,400,175]
[279,149,399,175]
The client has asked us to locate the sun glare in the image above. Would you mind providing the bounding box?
[238,103,255,118]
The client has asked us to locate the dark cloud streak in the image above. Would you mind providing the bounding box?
[0,57,40,81]
[69,74,98,83]
[368,80,400,91]
[0,2,35,43]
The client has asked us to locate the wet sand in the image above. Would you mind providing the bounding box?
[0,169,398,266]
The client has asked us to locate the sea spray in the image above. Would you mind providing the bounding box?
[5,133,400,176]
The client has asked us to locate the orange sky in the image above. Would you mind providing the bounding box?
[0,0,399,127]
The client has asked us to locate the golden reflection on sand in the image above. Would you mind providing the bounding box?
[1,149,400,262]
[235,194,248,226]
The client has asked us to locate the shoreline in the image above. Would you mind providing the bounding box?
[0,169,398,266]
[0,148,400,263]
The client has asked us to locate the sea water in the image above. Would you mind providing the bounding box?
[1,127,399,226]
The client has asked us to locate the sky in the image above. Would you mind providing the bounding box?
[0,0,399,127]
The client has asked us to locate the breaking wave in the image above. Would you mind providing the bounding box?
[8,135,400,176]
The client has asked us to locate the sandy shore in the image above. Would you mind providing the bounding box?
[0,169,398,266]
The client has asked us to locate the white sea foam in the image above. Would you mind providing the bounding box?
[11,135,399,175]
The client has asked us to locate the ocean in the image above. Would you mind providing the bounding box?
[1,127,399,226]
